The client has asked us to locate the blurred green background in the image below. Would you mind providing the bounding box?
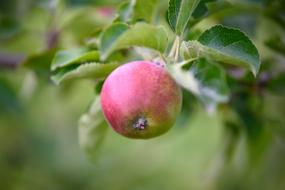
[1,0,285,189]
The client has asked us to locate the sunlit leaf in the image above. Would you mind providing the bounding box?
[99,22,168,60]
[51,62,119,85]
[50,48,119,84]
[51,48,100,71]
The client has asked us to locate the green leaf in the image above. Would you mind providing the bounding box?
[190,58,230,109]
[167,58,229,112]
[0,78,22,114]
[51,48,100,71]
[99,22,129,60]
[60,7,110,43]
[167,0,201,35]
[268,73,285,95]
[79,96,108,162]
[99,22,168,60]
[192,1,208,19]
[0,17,21,40]
[192,0,217,19]
[116,0,159,23]
[116,1,134,22]
[132,0,159,22]
[51,62,120,85]
[22,49,56,79]
[229,91,268,165]
[183,25,260,76]
[265,36,285,57]
[50,48,112,84]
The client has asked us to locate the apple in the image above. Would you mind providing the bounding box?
[101,60,182,139]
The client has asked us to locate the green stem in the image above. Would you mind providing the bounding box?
[168,36,180,60]
[174,36,181,63]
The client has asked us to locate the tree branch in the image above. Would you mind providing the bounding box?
[0,52,26,69]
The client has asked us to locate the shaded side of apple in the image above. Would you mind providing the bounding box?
[101,60,182,139]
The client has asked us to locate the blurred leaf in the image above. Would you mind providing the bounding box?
[0,78,22,114]
[116,1,133,22]
[60,7,110,43]
[168,58,229,112]
[21,49,56,79]
[176,89,196,126]
[0,31,45,54]
[132,0,159,22]
[229,91,270,167]
[268,73,285,95]
[265,36,285,57]
[183,25,260,76]
[0,17,21,39]
[51,48,100,71]
[223,121,241,160]
[167,0,201,35]
[51,62,119,85]
[192,0,217,19]
[191,1,207,19]
[99,22,168,60]
[116,0,159,23]
[78,95,108,162]
[68,0,119,6]
[95,80,105,94]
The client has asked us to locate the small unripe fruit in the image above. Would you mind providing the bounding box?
[101,60,182,139]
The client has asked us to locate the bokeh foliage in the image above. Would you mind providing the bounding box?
[0,0,285,189]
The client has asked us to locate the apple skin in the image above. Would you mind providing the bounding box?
[101,60,182,139]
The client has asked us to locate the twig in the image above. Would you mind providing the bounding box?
[0,53,26,69]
